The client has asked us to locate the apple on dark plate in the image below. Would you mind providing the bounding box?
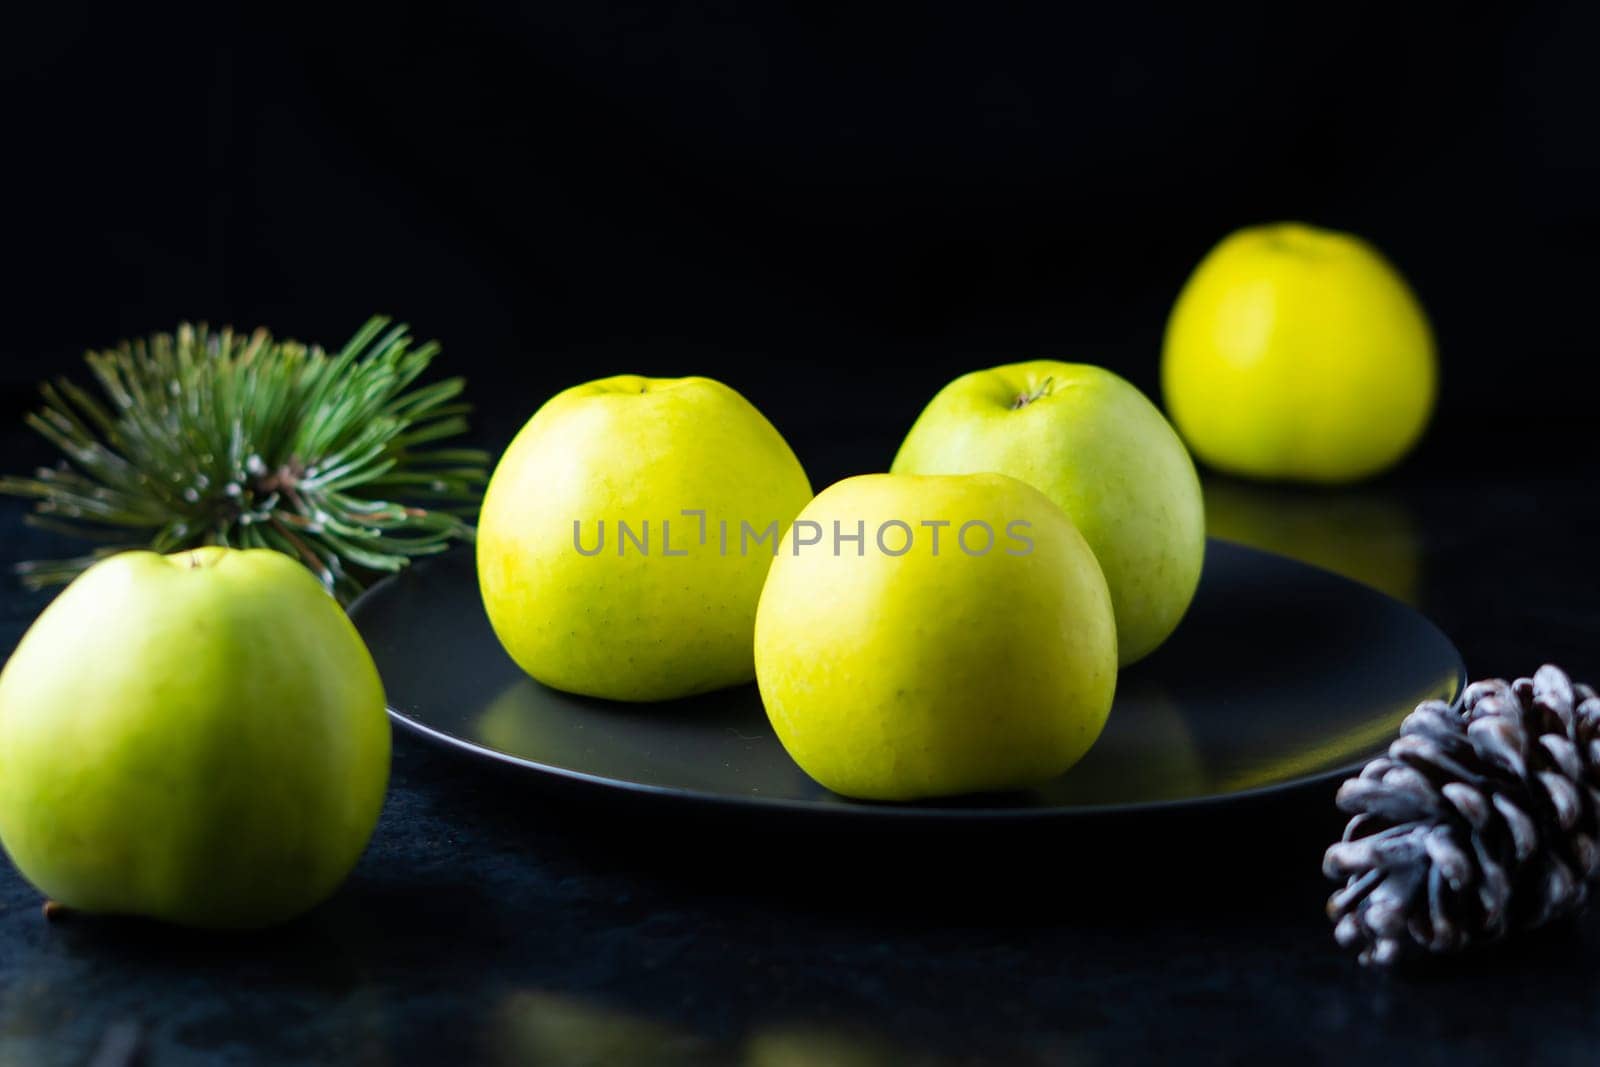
[350,541,1463,822]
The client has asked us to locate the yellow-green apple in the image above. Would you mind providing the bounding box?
[891,362,1204,665]
[0,547,390,929]
[478,375,812,702]
[1162,222,1436,483]
[753,472,1117,800]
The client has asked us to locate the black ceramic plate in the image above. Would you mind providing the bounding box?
[350,542,1463,818]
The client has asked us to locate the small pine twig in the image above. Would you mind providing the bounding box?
[1,316,489,603]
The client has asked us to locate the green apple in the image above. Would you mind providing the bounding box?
[754,472,1117,801]
[478,375,812,702]
[891,361,1205,665]
[0,547,390,929]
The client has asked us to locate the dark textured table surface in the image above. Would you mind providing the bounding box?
[1,421,1597,1066]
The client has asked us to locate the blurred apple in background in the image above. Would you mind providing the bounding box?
[1162,222,1436,484]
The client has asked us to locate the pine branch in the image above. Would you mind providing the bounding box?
[1,316,488,603]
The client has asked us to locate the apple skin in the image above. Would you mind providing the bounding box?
[754,472,1117,801]
[478,375,812,702]
[0,547,390,929]
[1162,222,1436,484]
[891,361,1204,666]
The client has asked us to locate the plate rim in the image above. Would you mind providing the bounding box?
[353,539,1467,820]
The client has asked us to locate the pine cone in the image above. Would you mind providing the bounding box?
[1324,664,1600,966]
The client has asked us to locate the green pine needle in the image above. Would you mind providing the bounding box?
[1,316,490,603]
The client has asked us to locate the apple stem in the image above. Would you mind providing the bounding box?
[42,899,68,921]
[1012,376,1056,409]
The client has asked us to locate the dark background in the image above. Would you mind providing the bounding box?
[4,1,1597,481]
[3,4,1600,1064]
